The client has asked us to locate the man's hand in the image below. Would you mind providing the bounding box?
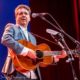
[22,49,37,59]
[27,49,37,59]
[53,50,67,63]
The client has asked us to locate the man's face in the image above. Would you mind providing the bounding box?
[16,8,30,27]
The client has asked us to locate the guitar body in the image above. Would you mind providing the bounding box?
[10,40,53,72]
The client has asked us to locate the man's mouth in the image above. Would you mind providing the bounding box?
[21,18,26,20]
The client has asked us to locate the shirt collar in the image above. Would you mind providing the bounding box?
[16,24,28,31]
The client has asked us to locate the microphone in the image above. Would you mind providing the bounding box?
[32,13,48,18]
[46,28,65,49]
[46,28,59,35]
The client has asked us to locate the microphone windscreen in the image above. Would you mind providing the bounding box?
[46,29,59,35]
[32,13,37,18]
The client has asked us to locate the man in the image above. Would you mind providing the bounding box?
[1,4,67,80]
[1,4,38,80]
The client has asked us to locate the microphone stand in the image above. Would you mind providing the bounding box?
[39,16,79,80]
[51,34,79,80]
[45,13,80,55]
[40,15,80,56]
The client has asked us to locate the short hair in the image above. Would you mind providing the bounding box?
[15,4,31,15]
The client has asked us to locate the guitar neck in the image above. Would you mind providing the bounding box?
[43,51,61,56]
[43,50,76,57]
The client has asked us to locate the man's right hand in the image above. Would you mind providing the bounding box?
[22,49,37,59]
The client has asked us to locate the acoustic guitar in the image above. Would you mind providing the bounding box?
[10,39,67,73]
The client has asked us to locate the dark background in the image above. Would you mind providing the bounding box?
[30,0,78,50]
